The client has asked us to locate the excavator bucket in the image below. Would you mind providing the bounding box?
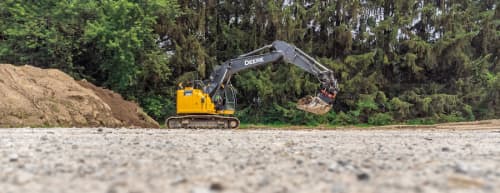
[296,95,332,115]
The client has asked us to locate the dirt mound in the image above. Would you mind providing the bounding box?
[0,64,159,128]
[78,81,159,128]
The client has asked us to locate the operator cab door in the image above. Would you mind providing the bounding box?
[224,84,236,111]
[213,84,236,114]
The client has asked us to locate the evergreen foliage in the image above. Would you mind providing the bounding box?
[1,0,498,125]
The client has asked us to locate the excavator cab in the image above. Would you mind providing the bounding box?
[213,84,236,113]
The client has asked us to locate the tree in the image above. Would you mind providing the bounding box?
[1,0,498,125]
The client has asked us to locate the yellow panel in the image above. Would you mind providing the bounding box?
[176,87,217,115]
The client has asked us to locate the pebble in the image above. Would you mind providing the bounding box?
[9,154,19,162]
[337,160,349,167]
[257,177,271,187]
[328,163,338,172]
[356,172,370,181]
[453,162,469,174]
[190,187,212,193]
[40,135,48,141]
[331,183,346,193]
[171,176,187,185]
[14,171,33,185]
[209,182,224,191]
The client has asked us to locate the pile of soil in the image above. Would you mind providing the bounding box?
[78,81,159,128]
[0,64,159,128]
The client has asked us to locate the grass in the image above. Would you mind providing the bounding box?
[239,123,376,129]
[157,117,483,129]
[238,120,465,130]
[239,123,295,129]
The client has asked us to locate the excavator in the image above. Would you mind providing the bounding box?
[166,41,339,129]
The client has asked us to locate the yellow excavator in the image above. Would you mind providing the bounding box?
[166,41,339,129]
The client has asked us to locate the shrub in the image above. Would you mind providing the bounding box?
[335,111,359,125]
[140,95,175,121]
[368,113,394,125]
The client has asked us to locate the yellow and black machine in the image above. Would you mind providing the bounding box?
[166,41,339,129]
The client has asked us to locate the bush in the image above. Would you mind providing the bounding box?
[140,95,175,121]
[335,111,359,125]
[368,113,394,125]
[438,112,467,123]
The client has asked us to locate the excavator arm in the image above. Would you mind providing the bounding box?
[205,41,339,114]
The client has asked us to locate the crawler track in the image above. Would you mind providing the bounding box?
[166,115,240,129]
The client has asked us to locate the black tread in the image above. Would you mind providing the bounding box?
[166,115,240,129]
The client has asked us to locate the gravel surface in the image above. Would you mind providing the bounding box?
[1,128,500,193]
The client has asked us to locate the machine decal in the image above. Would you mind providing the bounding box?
[244,57,264,66]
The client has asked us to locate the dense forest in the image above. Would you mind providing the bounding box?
[0,0,498,125]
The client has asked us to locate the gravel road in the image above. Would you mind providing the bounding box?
[1,127,500,193]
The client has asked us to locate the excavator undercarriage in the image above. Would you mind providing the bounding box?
[166,115,240,129]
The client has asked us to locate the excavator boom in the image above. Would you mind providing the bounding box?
[206,41,338,114]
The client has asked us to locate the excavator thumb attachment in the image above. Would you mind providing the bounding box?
[296,95,332,115]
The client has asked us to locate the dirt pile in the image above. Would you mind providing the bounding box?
[0,64,159,128]
[78,81,159,128]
